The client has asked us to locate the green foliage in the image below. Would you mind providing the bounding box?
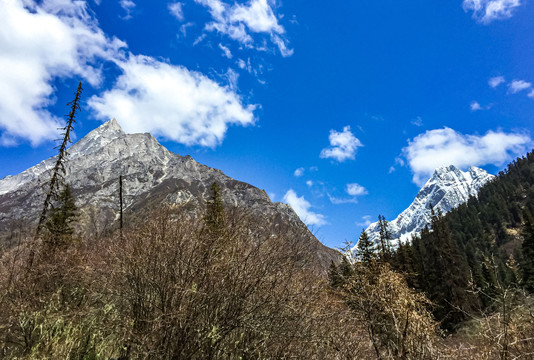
[205,182,226,234]
[44,184,78,247]
[377,215,392,261]
[36,82,83,239]
[521,211,534,292]
[356,229,376,264]
[391,149,534,331]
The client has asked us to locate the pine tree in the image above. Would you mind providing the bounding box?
[377,215,392,262]
[339,256,354,278]
[204,182,226,236]
[356,229,376,264]
[328,261,344,289]
[44,184,78,247]
[35,82,83,239]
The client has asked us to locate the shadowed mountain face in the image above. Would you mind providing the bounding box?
[0,119,340,267]
[356,165,495,251]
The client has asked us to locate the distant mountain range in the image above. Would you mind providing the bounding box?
[0,119,340,266]
[356,165,495,251]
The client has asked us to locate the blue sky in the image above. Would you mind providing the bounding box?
[1,0,534,248]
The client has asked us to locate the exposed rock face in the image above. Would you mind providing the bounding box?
[355,165,494,250]
[0,119,340,267]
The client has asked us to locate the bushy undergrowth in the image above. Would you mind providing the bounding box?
[0,208,370,359]
[4,205,534,358]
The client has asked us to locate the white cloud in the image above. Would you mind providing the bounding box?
[0,0,126,146]
[306,180,313,187]
[508,79,532,94]
[293,167,305,177]
[320,126,363,162]
[489,76,505,88]
[194,0,292,57]
[402,127,531,186]
[471,101,482,111]
[471,101,492,111]
[356,215,373,228]
[346,183,368,197]
[388,157,405,174]
[463,0,522,24]
[88,54,256,147]
[328,195,358,205]
[411,116,423,127]
[119,0,136,19]
[219,43,233,58]
[528,90,534,99]
[179,22,194,37]
[283,189,326,227]
[328,183,368,204]
[168,2,184,21]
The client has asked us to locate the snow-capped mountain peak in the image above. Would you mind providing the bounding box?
[353,165,494,251]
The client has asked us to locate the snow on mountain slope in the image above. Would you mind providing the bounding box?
[353,165,494,251]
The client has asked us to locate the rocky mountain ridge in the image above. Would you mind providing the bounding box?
[355,165,495,251]
[0,119,339,266]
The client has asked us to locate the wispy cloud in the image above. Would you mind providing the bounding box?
[463,0,522,24]
[356,215,373,228]
[328,183,368,204]
[283,189,326,226]
[179,22,194,37]
[489,76,505,88]
[168,2,185,21]
[470,101,491,111]
[119,0,136,19]
[411,116,423,127]
[402,127,531,186]
[320,126,363,162]
[294,167,305,177]
[194,0,292,56]
[470,101,483,111]
[219,43,233,58]
[508,79,532,94]
[528,90,534,99]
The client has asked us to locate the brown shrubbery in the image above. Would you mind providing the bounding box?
[4,200,534,358]
[0,205,374,359]
[342,261,440,359]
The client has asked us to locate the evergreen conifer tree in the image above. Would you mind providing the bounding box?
[377,215,392,261]
[44,184,78,247]
[204,182,226,236]
[520,211,534,292]
[35,82,83,239]
[328,261,344,289]
[356,229,376,264]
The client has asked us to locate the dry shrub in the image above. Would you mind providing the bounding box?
[441,292,534,359]
[343,262,441,360]
[0,206,373,359]
[0,237,122,359]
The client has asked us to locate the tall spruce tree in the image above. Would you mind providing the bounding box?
[44,184,78,247]
[328,261,344,289]
[356,229,376,264]
[204,182,226,236]
[377,215,392,261]
[35,82,82,239]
